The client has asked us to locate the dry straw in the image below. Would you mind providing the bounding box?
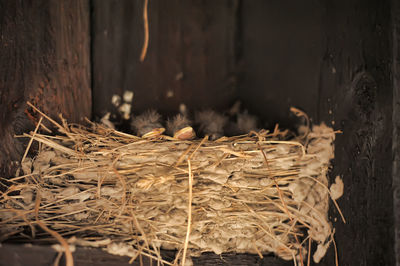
[0,104,343,266]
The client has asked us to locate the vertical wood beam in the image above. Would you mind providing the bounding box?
[0,0,91,177]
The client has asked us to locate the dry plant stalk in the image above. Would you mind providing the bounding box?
[0,108,343,265]
[140,0,149,62]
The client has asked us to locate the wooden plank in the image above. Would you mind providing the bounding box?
[91,0,238,120]
[240,0,325,128]
[317,0,394,265]
[0,243,139,266]
[241,0,395,265]
[391,0,400,264]
[0,0,91,177]
[0,244,292,266]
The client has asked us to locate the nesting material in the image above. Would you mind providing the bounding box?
[0,110,343,265]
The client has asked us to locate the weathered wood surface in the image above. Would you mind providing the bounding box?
[318,0,394,264]
[0,244,137,266]
[92,0,238,119]
[0,0,91,177]
[242,0,394,265]
[392,0,400,264]
[0,244,292,266]
[240,1,325,129]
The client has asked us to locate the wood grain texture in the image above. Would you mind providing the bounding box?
[0,0,91,177]
[241,0,394,265]
[91,0,238,119]
[0,244,136,266]
[240,0,325,129]
[392,0,400,264]
[0,244,292,266]
[318,1,394,265]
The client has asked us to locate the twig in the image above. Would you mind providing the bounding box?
[53,251,63,266]
[331,230,339,266]
[35,191,74,266]
[307,237,311,266]
[181,160,193,266]
[140,0,149,62]
[187,136,208,160]
[27,102,65,134]
[258,143,293,220]
[21,116,43,164]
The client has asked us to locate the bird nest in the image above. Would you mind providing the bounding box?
[0,106,344,266]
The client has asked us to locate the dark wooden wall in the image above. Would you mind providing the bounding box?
[319,1,394,265]
[92,0,239,119]
[0,244,292,266]
[242,0,394,265]
[392,0,400,264]
[1,0,398,265]
[240,1,325,127]
[0,0,91,176]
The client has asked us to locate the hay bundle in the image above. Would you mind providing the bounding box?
[0,107,343,265]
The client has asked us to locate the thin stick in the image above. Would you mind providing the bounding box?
[307,237,311,266]
[258,143,293,220]
[303,175,346,223]
[331,197,346,224]
[253,241,263,259]
[53,251,63,266]
[27,102,65,133]
[24,108,52,133]
[331,231,339,266]
[181,160,193,266]
[22,133,77,156]
[290,107,310,137]
[292,252,298,266]
[140,0,149,62]
[130,210,151,260]
[188,135,208,160]
[263,140,306,157]
[174,144,195,167]
[294,234,304,266]
[112,167,127,204]
[21,116,43,164]
[35,192,74,266]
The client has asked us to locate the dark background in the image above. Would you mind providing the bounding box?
[0,0,399,265]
